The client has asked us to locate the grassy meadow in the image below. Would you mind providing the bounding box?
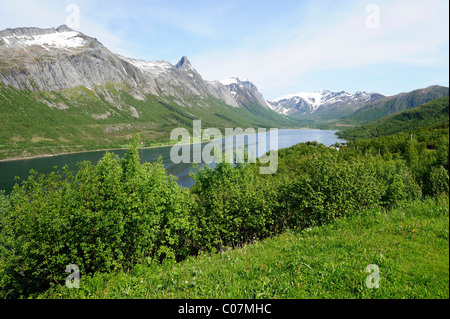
[37,196,448,299]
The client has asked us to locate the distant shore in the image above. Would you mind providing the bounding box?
[0,136,222,162]
[0,127,333,162]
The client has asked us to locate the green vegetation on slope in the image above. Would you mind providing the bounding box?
[0,83,298,160]
[343,86,449,124]
[37,196,449,299]
[338,97,449,140]
[0,117,448,299]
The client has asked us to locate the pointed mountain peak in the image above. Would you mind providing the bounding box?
[55,24,75,33]
[175,56,192,69]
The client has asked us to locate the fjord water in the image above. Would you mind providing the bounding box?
[0,129,345,194]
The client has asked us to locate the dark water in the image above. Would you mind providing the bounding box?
[0,129,345,194]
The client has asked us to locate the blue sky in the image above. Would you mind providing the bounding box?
[1,0,448,99]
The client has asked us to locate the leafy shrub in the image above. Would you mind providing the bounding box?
[374,160,422,207]
[279,153,383,228]
[190,162,278,251]
[0,139,194,298]
[427,165,449,196]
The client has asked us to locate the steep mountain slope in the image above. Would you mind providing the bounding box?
[0,25,295,160]
[344,85,449,124]
[219,77,271,110]
[0,25,288,114]
[0,25,143,92]
[218,77,291,122]
[0,26,243,107]
[337,97,449,140]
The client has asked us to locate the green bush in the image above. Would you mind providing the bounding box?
[190,162,279,251]
[279,153,383,228]
[374,160,422,207]
[428,165,449,196]
[0,139,194,298]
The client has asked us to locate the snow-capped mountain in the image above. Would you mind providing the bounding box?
[1,27,85,50]
[267,90,385,116]
[0,25,271,110]
[0,25,294,161]
[0,25,147,93]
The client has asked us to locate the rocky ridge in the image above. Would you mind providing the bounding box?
[0,25,258,110]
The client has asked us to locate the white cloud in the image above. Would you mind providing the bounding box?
[1,0,447,98]
[192,0,449,98]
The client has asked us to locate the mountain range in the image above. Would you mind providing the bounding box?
[343,85,450,123]
[267,86,449,124]
[0,25,448,160]
[267,90,385,116]
[0,25,255,110]
[0,25,295,159]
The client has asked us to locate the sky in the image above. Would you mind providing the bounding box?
[0,0,448,100]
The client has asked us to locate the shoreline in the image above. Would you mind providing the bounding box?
[0,136,224,163]
[0,128,339,163]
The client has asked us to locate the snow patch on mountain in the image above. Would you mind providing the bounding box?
[2,31,85,49]
[219,77,239,86]
[219,77,251,86]
[119,56,173,77]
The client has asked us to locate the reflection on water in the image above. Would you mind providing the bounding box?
[0,129,345,193]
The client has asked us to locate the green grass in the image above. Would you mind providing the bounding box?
[37,195,449,299]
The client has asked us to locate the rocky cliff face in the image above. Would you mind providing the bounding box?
[0,25,144,91]
[0,25,255,109]
[219,77,271,109]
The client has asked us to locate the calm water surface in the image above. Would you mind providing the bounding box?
[0,129,345,193]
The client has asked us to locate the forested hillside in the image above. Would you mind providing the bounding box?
[338,97,449,140]
[343,86,449,124]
